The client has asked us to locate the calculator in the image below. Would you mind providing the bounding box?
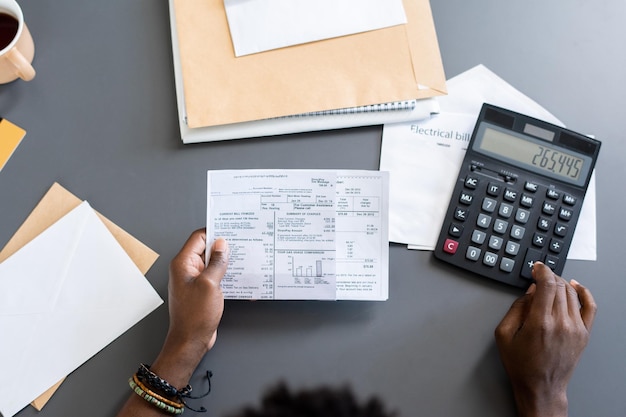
[434,104,601,288]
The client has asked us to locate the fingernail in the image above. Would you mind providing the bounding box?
[213,238,229,253]
[570,279,580,287]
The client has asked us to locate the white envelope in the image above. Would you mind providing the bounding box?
[224,0,407,56]
[0,202,163,417]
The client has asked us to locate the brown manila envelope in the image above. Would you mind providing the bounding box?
[173,0,447,128]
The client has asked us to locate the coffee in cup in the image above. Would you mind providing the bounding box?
[0,0,35,83]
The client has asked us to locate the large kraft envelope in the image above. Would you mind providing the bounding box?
[174,0,447,128]
[0,182,159,411]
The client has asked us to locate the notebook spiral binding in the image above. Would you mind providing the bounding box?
[272,100,417,119]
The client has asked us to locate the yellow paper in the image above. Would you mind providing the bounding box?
[0,182,159,411]
[0,118,26,171]
[173,0,446,128]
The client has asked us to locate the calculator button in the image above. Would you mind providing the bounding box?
[521,249,544,279]
[499,203,513,218]
[525,181,538,192]
[477,214,492,229]
[500,258,515,273]
[482,197,497,213]
[546,189,560,199]
[449,223,463,237]
[510,225,526,240]
[542,201,557,215]
[520,194,534,208]
[471,230,486,244]
[558,207,573,221]
[537,217,552,231]
[554,223,568,237]
[454,207,469,221]
[515,208,530,224]
[483,252,499,267]
[532,233,547,247]
[489,236,504,250]
[505,241,520,256]
[465,176,479,189]
[466,246,481,261]
[493,219,508,234]
[503,189,518,202]
[563,194,577,206]
[443,239,459,254]
[549,238,563,253]
[459,192,473,205]
[487,183,501,196]
[545,255,559,270]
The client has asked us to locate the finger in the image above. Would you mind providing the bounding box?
[552,274,569,318]
[178,228,208,259]
[201,238,230,284]
[522,283,536,316]
[570,279,598,332]
[565,278,583,320]
[529,262,558,317]
[495,289,533,342]
[170,229,207,279]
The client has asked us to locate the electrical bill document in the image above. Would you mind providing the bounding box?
[207,170,389,300]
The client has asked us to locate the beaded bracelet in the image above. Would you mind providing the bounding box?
[133,374,185,409]
[137,364,178,398]
[134,364,213,413]
[129,377,185,415]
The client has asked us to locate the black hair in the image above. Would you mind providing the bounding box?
[229,382,397,417]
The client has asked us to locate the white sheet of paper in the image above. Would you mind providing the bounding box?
[0,202,163,417]
[335,172,389,301]
[380,64,597,260]
[224,0,407,57]
[207,170,389,300]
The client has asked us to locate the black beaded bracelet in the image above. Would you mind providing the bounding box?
[137,364,178,397]
[136,364,213,413]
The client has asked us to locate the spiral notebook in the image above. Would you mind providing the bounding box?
[168,0,446,143]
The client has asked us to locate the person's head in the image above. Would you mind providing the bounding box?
[229,383,397,417]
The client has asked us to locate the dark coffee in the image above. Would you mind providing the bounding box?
[0,12,19,50]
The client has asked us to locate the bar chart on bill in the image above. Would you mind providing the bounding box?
[290,255,323,279]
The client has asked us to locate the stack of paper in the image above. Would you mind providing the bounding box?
[379,65,598,260]
[168,0,447,143]
[0,184,162,417]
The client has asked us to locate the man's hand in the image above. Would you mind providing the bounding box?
[495,262,597,417]
[116,230,230,416]
[152,229,229,388]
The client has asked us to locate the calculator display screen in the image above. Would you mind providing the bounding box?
[474,123,592,186]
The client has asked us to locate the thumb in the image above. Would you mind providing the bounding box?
[203,238,230,282]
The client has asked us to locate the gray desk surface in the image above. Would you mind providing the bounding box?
[1,1,625,416]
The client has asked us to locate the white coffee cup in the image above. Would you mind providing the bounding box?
[0,0,35,83]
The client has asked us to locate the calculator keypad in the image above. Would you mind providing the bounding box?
[435,173,582,288]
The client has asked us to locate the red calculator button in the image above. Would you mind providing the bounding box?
[443,239,459,254]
